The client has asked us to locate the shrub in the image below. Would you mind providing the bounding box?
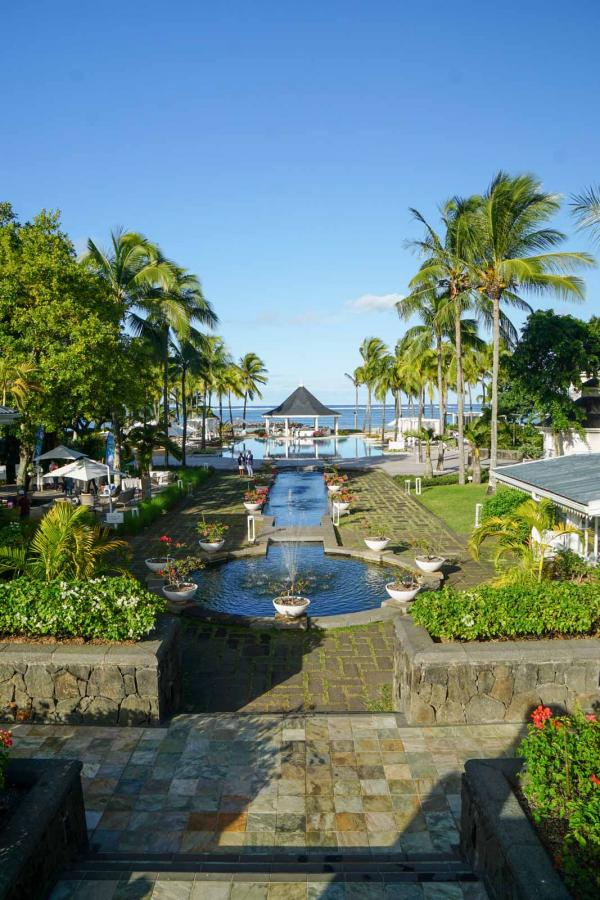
[519,707,600,898]
[481,486,527,521]
[118,468,212,535]
[411,581,600,641]
[0,576,165,641]
[396,471,489,489]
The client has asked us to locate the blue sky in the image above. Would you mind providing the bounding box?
[3,1,600,404]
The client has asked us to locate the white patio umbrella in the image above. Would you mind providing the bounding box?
[35,444,86,462]
[42,458,123,512]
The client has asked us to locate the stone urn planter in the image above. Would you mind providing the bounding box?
[364,537,390,552]
[385,580,420,603]
[243,501,262,512]
[333,500,350,512]
[162,582,197,603]
[415,555,445,573]
[145,556,173,573]
[327,483,342,494]
[273,596,311,618]
[199,539,225,553]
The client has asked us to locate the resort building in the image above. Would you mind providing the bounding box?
[541,376,600,457]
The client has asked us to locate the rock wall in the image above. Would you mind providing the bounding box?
[393,616,600,725]
[0,617,181,725]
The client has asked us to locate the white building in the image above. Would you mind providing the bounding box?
[541,377,600,457]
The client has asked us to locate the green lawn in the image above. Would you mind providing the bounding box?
[418,483,489,535]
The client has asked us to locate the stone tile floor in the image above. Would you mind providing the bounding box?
[8,714,524,898]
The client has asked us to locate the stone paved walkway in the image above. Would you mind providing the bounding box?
[334,471,491,590]
[13,713,524,898]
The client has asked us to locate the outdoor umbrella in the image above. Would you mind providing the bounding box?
[42,458,123,512]
[34,444,86,461]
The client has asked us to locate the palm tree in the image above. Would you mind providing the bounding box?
[169,337,205,466]
[404,427,437,477]
[0,502,128,580]
[469,498,580,584]
[571,186,600,245]
[467,173,594,490]
[238,353,268,422]
[407,199,479,484]
[125,424,182,499]
[463,418,489,484]
[344,372,360,430]
[358,337,387,434]
[224,363,244,427]
[374,355,397,442]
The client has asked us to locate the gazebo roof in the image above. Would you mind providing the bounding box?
[264,386,340,418]
[494,453,600,515]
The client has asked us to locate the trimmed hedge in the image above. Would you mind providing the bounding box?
[118,467,212,535]
[412,582,600,641]
[0,576,165,641]
[396,471,489,489]
[481,486,527,521]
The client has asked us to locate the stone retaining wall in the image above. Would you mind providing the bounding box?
[393,616,600,725]
[0,617,181,725]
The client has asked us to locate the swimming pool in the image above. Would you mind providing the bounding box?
[229,435,385,460]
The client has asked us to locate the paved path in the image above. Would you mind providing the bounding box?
[13,713,521,898]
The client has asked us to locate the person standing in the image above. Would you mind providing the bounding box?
[246,450,254,477]
[237,452,245,476]
[49,460,59,488]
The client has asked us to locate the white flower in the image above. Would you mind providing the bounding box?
[461,615,475,628]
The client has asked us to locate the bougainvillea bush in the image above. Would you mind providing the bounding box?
[0,729,12,790]
[0,577,164,641]
[519,707,600,898]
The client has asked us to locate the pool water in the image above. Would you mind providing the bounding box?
[196,543,395,617]
[263,470,327,526]
[229,435,385,460]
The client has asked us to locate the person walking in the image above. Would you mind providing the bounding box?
[49,460,59,488]
[246,450,254,477]
[237,452,245,476]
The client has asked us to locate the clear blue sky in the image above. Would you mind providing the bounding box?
[3,1,600,404]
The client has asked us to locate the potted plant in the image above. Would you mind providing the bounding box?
[272,564,311,618]
[413,538,445,573]
[243,489,264,512]
[160,555,205,610]
[325,472,347,494]
[362,519,390,552]
[385,573,422,603]
[332,488,354,512]
[145,534,177,573]
[197,519,228,552]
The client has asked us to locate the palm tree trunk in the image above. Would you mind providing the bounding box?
[394,391,400,441]
[381,394,386,443]
[424,441,433,478]
[488,293,500,492]
[354,384,358,430]
[366,388,372,434]
[201,386,207,450]
[454,297,466,485]
[472,448,481,484]
[181,366,187,468]
[468,384,473,413]
[218,394,223,442]
[163,340,170,467]
[228,392,233,426]
[243,392,248,423]
[418,389,424,462]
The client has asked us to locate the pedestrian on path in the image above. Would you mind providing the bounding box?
[246,450,254,477]
[237,452,245,476]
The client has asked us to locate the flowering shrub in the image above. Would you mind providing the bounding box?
[0,729,12,790]
[519,707,600,897]
[336,489,354,503]
[0,577,165,641]
[244,489,264,504]
[197,520,228,543]
[411,582,600,640]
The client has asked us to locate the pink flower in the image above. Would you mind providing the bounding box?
[531,705,553,730]
[585,714,597,722]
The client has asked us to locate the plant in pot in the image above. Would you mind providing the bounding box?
[332,488,354,512]
[197,519,228,552]
[385,572,422,603]
[243,489,264,512]
[160,555,205,610]
[362,518,390,552]
[145,534,178,573]
[272,541,311,618]
[412,538,445,573]
[325,472,348,493]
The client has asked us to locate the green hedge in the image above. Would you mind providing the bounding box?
[0,576,164,641]
[118,468,212,535]
[481,486,527,521]
[411,582,600,641]
[395,471,489,489]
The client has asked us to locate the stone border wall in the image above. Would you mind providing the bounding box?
[0,616,181,725]
[460,758,570,900]
[393,616,600,725]
[0,758,88,900]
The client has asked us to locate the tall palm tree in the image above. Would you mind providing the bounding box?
[238,353,268,422]
[571,186,600,245]
[344,372,360,430]
[407,199,479,484]
[358,337,387,434]
[468,172,594,490]
[374,355,397,442]
[169,337,205,466]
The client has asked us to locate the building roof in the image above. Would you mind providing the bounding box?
[264,386,340,418]
[0,406,19,424]
[494,453,600,514]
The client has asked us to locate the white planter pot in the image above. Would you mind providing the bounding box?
[199,539,225,553]
[334,501,350,512]
[415,556,445,573]
[364,537,390,552]
[145,557,173,573]
[162,583,197,602]
[327,483,342,493]
[385,581,420,603]
[273,596,311,618]
[244,502,262,512]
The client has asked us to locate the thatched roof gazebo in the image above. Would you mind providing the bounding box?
[263,385,340,436]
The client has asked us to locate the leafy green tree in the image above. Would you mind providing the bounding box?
[125,424,182,499]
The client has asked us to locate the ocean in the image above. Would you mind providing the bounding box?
[226,404,480,431]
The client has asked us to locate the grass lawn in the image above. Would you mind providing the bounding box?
[418,483,489,535]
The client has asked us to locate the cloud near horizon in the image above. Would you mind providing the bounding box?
[346,292,403,313]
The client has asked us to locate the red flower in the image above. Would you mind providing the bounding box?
[585,714,597,722]
[590,774,600,786]
[531,705,553,729]
[0,729,12,749]
[159,535,172,544]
